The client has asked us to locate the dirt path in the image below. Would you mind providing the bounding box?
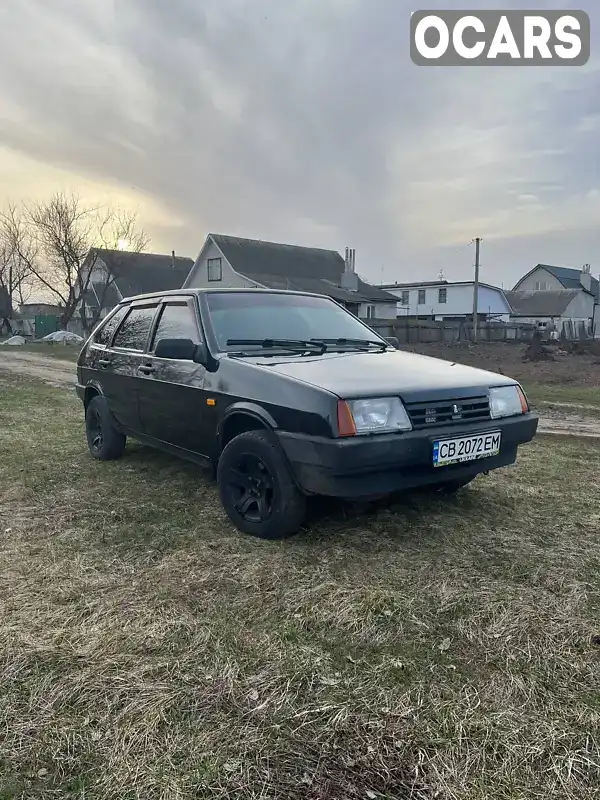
[538,416,600,438]
[0,349,75,387]
[2,348,600,439]
[538,400,600,413]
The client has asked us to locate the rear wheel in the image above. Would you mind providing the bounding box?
[217,430,306,539]
[85,395,126,461]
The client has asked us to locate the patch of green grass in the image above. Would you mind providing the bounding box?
[524,384,600,408]
[1,377,600,798]
[524,384,600,417]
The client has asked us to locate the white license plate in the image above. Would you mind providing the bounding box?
[433,431,501,467]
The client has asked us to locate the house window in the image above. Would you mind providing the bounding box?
[365,305,375,319]
[535,281,547,290]
[438,288,447,304]
[418,289,426,305]
[207,257,222,282]
[400,290,409,305]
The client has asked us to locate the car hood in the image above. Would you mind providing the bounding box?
[243,349,516,401]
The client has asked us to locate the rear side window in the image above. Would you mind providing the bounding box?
[113,305,158,351]
[93,306,128,346]
[150,302,201,351]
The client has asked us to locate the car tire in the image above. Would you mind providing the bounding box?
[85,395,126,461]
[217,429,307,539]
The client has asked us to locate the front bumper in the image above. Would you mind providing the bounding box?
[277,413,539,498]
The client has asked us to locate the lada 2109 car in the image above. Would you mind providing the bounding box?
[76,289,539,539]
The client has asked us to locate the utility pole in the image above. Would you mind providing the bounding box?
[472,237,481,343]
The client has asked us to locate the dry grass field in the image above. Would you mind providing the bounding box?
[1,377,600,799]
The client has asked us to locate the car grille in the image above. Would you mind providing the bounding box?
[405,396,490,430]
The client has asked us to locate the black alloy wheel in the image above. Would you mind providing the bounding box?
[216,429,307,539]
[85,395,127,461]
[225,452,275,524]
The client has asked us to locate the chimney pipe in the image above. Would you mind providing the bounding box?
[171,250,176,268]
[345,247,349,271]
[352,249,356,273]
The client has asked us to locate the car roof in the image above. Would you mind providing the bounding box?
[118,287,334,304]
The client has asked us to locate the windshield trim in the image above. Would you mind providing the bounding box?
[201,290,390,354]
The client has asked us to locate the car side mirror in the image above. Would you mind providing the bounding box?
[193,342,209,365]
[385,336,400,349]
[154,338,198,361]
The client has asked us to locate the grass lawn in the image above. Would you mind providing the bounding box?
[524,384,600,418]
[1,378,600,799]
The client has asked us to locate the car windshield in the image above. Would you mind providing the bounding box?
[206,292,385,351]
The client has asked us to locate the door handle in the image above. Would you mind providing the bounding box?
[97,359,110,368]
[138,364,156,375]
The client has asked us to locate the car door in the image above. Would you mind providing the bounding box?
[99,301,161,433]
[136,296,210,455]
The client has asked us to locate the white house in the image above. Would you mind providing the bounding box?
[183,234,399,319]
[378,280,512,322]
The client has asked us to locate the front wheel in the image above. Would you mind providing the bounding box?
[217,430,306,539]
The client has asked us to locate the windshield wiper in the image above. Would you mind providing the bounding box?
[227,338,328,355]
[311,337,387,352]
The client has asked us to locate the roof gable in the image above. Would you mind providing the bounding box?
[514,264,599,296]
[210,234,344,281]
[208,234,398,303]
[89,249,194,302]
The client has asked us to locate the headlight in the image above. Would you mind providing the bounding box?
[489,385,528,419]
[338,397,412,436]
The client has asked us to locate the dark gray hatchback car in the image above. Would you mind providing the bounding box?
[77,288,538,539]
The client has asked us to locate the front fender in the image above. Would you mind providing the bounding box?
[217,401,278,447]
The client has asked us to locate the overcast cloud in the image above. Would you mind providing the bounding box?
[0,0,598,287]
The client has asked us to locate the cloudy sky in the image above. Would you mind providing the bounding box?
[0,0,598,288]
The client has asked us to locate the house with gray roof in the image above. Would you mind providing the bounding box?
[510,263,598,336]
[182,234,399,319]
[81,248,194,328]
[505,289,594,337]
[513,263,599,298]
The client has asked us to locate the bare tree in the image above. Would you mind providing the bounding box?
[15,192,149,330]
[0,204,36,334]
[80,207,150,333]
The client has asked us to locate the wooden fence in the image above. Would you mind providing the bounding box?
[362,318,540,344]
